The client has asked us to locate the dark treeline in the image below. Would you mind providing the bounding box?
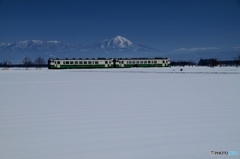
[0,63,48,68]
[198,57,240,67]
[170,61,196,67]
[171,54,240,67]
[0,57,47,69]
[172,59,239,67]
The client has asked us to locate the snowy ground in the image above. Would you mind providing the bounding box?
[1,67,240,159]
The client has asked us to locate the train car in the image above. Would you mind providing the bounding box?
[48,58,170,69]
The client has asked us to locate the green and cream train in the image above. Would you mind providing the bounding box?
[48,58,170,69]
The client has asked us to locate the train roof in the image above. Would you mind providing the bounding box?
[49,57,169,60]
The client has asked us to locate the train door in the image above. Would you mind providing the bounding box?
[113,59,116,68]
[120,61,124,67]
[56,61,60,68]
[105,61,108,67]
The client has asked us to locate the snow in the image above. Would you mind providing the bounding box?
[47,41,61,44]
[10,40,44,49]
[32,40,44,45]
[0,43,12,47]
[0,67,240,159]
[107,36,133,48]
[14,40,29,48]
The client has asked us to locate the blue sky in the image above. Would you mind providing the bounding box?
[0,0,240,52]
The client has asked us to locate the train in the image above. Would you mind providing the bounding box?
[48,58,170,69]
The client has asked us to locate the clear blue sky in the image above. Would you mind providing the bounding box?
[0,0,240,51]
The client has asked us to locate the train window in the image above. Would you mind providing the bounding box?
[105,61,108,64]
[154,61,157,64]
[140,61,143,64]
[163,61,165,63]
[136,61,139,64]
[66,61,69,64]
[79,61,82,64]
[148,61,151,64]
[75,61,78,64]
[70,61,73,64]
[129,61,132,64]
[63,61,65,64]
[88,61,91,64]
[95,61,99,64]
[57,61,60,64]
[144,61,147,64]
[84,61,87,64]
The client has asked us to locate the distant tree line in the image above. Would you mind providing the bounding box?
[0,57,47,69]
[171,54,240,67]
[170,61,196,67]
[198,58,218,67]
[198,54,240,67]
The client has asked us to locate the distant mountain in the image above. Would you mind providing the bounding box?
[0,36,161,62]
[83,36,158,53]
[0,40,78,52]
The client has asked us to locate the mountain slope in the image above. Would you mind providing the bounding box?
[82,35,158,53]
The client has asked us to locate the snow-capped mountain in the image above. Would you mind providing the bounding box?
[83,36,158,53]
[0,36,160,62]
[1,40,76,51]
[103,35,133,49]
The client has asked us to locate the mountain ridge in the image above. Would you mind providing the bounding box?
[0,36,158,53]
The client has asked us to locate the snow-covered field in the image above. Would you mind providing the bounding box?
[1,67,240,159]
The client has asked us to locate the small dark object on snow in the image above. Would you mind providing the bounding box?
[180,68,183,71]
